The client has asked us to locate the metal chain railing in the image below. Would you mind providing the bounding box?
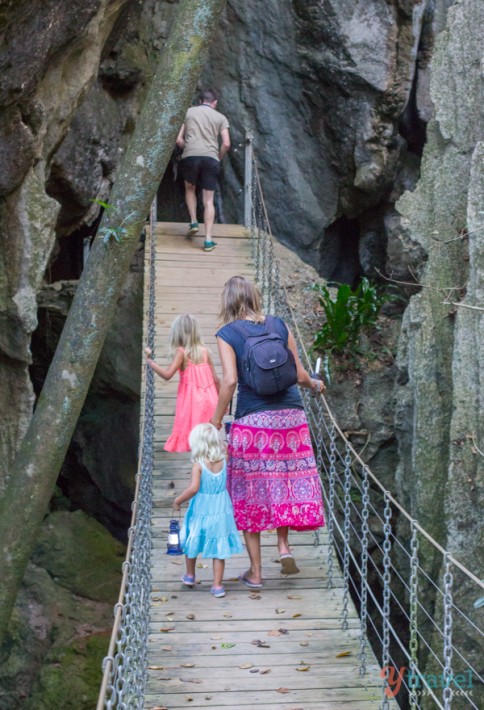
[245,135,484,710]
[96,200,157,709]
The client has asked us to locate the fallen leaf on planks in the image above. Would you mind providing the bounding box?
[275,608,286,614]
[161,646,172,652]
[180,663,195,668]
[276,687,290,694]
[260,668,271,675]
[251,639,270,648]
[148,665,164,670]
[287,594,302,600]
[292,613,302,618]
[296,666,311,672]
[180,677,203,684]
[186,613,196,620]
[336,650,352,658]
[159,627,175,633]
[221,643,235,649]
[239,662,254,669]
[210,635,222,640]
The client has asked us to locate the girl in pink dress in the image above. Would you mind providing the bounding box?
[145,314,220,452]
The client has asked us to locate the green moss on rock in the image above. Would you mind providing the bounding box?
[32,510,125,602]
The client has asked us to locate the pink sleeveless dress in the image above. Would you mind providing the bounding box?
[164,347,218,452]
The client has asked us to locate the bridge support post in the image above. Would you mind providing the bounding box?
[244,132,253,228]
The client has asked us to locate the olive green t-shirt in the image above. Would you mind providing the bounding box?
[181,105,230,162]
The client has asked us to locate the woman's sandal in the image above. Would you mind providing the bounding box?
[182,574,195,587]
[279,553,300,575]
[239,571,263,589]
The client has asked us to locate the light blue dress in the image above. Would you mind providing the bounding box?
[180,459,243,559]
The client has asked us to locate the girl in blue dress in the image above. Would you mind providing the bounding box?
[174,423,243,598]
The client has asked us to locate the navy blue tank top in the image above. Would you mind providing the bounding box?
[216,316,303,419]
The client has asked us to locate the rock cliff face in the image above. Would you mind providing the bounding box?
[0,0,482,704]
[394,0,483,686]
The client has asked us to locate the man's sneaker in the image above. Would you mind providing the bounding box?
[203,240,217,252]
[187,222,199,235]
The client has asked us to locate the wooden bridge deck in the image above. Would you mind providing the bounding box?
[143,223,386,709]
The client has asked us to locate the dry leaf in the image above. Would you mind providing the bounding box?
[223,613,232,618]
[239,662,254,669]
[180,677,203,684]
[204,697,212,701]
[279,628,289,635]
[186,613,196,620]
[250,668,260,673]
[292,613,302,618]
[159,627,175,633]
[162,646,172,652]
[165,611,175,616]
[276,687,290,694]
[336,650,352,658]
[210,635,222,640]
[249,593,262,600]
[287,594,302,600]
[181,663,195,668]
[296,666,311,672]
[251,639,270,648]
[186,697,193,702]
[299,641,309,647]
[275,608,286,614]
[260,668,271,675]
[170,560,182,565]
[151,706,168,710]
[196,563,208,568]
[148,665,164,670]
[267,630,282,637]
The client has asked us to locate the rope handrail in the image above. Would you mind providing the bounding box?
[246,134,483,710]
[96,200,157,709]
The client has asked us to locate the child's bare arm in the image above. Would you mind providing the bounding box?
[145,347,184,380]
[173,463,202,509]
[207,350,221,393]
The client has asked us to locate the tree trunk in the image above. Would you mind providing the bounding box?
[0,0,227,645]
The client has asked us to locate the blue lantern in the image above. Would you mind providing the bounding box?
[167,518,183,555]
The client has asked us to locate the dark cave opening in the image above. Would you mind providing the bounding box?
[319,215,362,288]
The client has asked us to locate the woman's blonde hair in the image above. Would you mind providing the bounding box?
[219,275,263,324]
[169,314,205,363]
[189,423,226,463]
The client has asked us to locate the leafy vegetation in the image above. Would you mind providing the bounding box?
[310,278,391,359]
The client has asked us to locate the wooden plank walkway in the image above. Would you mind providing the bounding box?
[143,223,387,709]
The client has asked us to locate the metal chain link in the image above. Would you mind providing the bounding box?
[99,201,157,709]
[381,491,392,710]
[359,465,370,676]
[341,442,352,631]
[326,424,337,590]
[443,553,454,709]
[409,521,419,709]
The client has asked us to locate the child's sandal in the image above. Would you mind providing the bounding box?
[182,574,195,587]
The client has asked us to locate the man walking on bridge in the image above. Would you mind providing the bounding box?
[176,88,230,252]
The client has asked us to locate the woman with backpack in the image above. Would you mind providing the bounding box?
[211,275,325,589]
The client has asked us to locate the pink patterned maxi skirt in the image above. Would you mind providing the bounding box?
[227,408,325,532]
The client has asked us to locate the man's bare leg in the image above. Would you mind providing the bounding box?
[202,188,215,247]
[184,181,198,233]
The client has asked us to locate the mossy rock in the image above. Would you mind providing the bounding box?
[32,510,125,602]
[23,632,109,710]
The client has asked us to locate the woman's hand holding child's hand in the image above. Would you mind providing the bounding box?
[145,347,152,358]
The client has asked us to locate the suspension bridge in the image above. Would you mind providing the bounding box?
[97,142,483,710]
